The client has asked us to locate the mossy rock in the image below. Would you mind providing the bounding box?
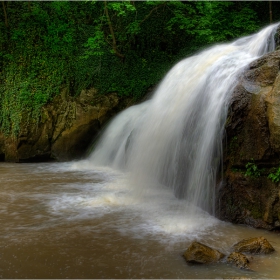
[183,241,225,264]
[233,236,275,254]
[227,252,250,270]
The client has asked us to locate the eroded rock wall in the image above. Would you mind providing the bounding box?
[218,50,280,230]
[0,88,133,162]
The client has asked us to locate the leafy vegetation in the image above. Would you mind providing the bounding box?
[268,166,280,183]
[245,160,261,178]
[0,1,279,135]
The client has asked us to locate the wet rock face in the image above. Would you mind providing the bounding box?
[218,49,280,230]
[183,241,225,264]
[275,25,280,50]
[227,252,250,270]
[0,88,133,162]
[233,237,275,254]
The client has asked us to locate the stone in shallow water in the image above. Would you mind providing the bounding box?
[233,236,275,254]
[183,241,225,264]
[227,252,250,269]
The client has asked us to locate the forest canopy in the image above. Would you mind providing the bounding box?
[0,1,278,135]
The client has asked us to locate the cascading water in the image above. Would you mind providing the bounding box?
[86,23,279,215]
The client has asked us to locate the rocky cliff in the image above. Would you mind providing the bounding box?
[218,49,280,230]
[0,88,133,162]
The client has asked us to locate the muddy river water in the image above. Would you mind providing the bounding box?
[0,162,279,279]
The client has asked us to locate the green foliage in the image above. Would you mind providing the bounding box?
[268,167,280,183]
[245,160,261,178]
[0,1,79,135]
[0,1,277,136]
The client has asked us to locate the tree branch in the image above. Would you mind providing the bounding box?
[139,2,166,27]
[124,3,166,50]
[104,0,124,59]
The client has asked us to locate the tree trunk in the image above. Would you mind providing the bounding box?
[269,1,272,23]
[2,1,8,27]
[104,0,124,59]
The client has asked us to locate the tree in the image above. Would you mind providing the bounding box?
[2,1,8,27]
[0,1,278,135]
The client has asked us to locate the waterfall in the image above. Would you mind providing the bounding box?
[87,23,279,214]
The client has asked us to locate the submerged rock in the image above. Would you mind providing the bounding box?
[183,241,225,264]
[233,237,275,254]
[227,252,250,269]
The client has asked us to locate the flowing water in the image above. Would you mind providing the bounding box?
[1,24,280,279]
[1,162,280,279]
[88,23,278,214]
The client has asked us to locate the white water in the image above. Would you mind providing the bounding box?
[82,23,278,215]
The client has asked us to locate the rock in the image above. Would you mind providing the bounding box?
[275,25,280,49]
[183,241,225,264]
[0,87,133,162]
[233,237,275,254]
[227,252,250,269]
[217,49,280,230]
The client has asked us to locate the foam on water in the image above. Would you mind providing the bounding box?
[15,158,214,241]
[44,163,220,242]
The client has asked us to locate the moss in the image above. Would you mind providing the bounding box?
[250,204,263,220]
[229,136,238,149]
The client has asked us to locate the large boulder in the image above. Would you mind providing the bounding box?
[233,237,275,254]
[0,88,133,162]
[218,50,280,230]
[183,241,225,264]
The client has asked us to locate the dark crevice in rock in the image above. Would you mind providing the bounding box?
[0,153,5,161]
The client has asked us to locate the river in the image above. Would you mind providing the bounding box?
[0,162,279,279]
